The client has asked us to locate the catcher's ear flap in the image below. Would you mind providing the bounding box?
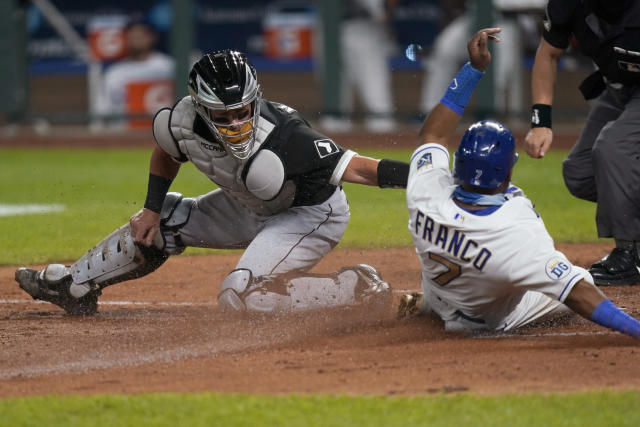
[153,108,184,161]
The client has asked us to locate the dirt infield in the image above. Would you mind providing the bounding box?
[2,243,640,398]
[4,129,640,398]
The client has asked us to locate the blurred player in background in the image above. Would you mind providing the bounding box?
[15,50,408,316]
[524,1,640,286]
[320,0,399,133]
[420,0,546,117]
[399,27,640,339]
[95,18,174,129]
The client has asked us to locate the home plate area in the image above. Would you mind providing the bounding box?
[2,245,640,397]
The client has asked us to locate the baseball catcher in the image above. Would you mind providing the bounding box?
[15,50,408,315]
[399,28,640,339]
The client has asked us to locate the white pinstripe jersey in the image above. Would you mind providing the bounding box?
[406,143,588,329]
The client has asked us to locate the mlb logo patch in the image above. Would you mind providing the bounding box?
[314,139,339,158]
[545,257,572,280]
[417,152,433,169]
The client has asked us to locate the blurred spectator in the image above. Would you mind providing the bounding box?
[95,19,175,130]
[320,0,399,133]
[419,0,545,117]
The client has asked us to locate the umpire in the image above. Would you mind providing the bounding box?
[524,0,640,286]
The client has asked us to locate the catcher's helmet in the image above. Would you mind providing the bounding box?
[188,50,262,160]
[452,120,518,189]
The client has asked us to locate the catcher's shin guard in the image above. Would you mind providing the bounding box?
[15,223,168,315]
[70,223,168,289]
[217,264,391,314]
[13,192,195,315]
[157,192,195,255]
[69,192,193,289]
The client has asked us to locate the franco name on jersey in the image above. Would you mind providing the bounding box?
[414,209,492,272]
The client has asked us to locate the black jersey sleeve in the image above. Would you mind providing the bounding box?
[279,122,348,177]
[542,0,578,49]
[273,119,351,206]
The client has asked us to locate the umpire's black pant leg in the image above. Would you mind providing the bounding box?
[591,90,640,240]
[562,90,623,203]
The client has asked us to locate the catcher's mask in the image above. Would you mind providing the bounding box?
[453,120,518,190]
[188,50,262,160]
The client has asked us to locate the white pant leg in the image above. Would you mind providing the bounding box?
[178,189,266,249]
[236,187,350,276]
[341,19,395,130]
[419,15,470,114]
[421,286,491,332]
[499,291,568,331]
[494,17,523,115]
[422,286,568,332]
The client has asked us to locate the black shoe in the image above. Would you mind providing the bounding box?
[589,248,640,286]
[351,264,392,306]
[15,267,100,315]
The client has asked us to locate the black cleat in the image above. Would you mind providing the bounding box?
[352,264,392,305]
[15,267,100,315]
[589,248,640,286]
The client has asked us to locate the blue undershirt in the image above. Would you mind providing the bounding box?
[453,186,505,216]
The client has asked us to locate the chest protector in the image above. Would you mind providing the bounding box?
[153,97,295,216]
[577,4,640,87]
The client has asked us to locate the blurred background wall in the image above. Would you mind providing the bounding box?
[0,0,594,134]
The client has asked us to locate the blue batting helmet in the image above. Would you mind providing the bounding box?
[452,120,518,189]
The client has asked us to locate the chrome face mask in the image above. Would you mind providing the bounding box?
[192,92,262,161]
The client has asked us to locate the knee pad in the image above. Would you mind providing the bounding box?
[217,269,291,313]
[218,269,253,312]
[70,222,168,291]
[158,192,195,255]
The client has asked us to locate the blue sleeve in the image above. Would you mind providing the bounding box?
[591,300,640,338]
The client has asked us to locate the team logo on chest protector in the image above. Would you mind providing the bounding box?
[545,257,572,280]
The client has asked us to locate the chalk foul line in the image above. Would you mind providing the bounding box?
[0,299,216,307]
[0,203,65,217]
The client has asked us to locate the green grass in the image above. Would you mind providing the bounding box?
[1,147,597,265]
[1,148,213,265]
[2,392,640,426]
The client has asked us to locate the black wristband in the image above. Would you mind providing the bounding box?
[531,104,552,128]
[377,159,409,189]
[144,173,173,213]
